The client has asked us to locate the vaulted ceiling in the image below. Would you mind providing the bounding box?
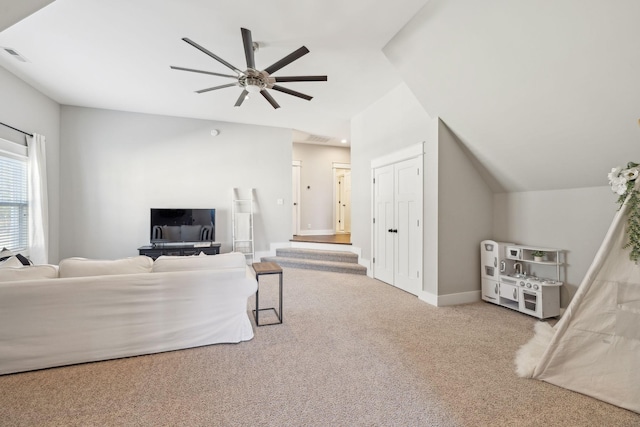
[0,0,428,146]
[385,0,640,191]
[2,0,639,192]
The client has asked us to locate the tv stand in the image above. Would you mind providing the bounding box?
[138,243,221,260]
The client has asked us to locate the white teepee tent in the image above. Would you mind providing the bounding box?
[515,179,640,414]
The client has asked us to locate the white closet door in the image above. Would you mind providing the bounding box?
[393,157,421,295]
[372,156,422,296]
[373,164,394,284]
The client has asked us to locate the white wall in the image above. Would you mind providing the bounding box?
[0,65,60,263]
[351,83,494,303]
[493,186,615,305]
[59,106,292,260]
[292,143,350,234]
[351,83,438,265]
[437,121,494,299]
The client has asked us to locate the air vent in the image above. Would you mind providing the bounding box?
[305,134,331,143]
[2,47,28,62]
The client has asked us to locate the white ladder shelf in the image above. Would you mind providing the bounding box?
[232,188,255,264]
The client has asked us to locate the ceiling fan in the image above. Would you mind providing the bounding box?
[171,28,327,109]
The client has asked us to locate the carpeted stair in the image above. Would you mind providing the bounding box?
[261,248,367,275]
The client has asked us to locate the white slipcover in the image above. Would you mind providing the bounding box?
[0,266,257,375]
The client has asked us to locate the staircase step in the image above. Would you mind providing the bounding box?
[260,256,367,275]
[275,248,358,264]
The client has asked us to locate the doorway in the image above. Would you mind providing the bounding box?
[292,161,301,236]
[333,163,351,234]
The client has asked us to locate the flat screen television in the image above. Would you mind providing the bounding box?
[150,208,215,244]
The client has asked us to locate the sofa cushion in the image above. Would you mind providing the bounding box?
[59,256,154,278]
[0,256,24,269]
[0,264,59,282]
[152,252,246,273]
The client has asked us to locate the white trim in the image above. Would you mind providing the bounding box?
[418,290,481,307]
[419,291,438,306]
[332,162,351,169]
[370,142,425,169]
[440,290,481,306]
[0,137,27,159]
[359,257,372,276]
[292,160,302,167]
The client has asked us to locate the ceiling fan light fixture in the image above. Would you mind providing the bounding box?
[243,75,266,93]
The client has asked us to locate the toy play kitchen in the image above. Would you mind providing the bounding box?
[480,240,563,319]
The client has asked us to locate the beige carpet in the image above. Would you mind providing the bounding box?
[1,267,638,426]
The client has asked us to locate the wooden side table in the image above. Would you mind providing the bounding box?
[252,262,283,326]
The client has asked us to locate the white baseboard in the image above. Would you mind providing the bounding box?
[359,257,372,277]
[419,291,438,306]
[419,290,481,307]
[439,290,481,306]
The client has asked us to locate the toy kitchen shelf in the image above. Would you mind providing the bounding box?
[505,245,564,280]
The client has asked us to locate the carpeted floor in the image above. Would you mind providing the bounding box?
[1,267,638,426]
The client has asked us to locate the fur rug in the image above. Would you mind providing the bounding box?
[514,321,556,378]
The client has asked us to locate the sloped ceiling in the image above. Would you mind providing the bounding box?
[384,0,640,192]
[0,0,54,32]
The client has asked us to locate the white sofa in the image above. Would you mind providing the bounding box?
[0,252,257,375]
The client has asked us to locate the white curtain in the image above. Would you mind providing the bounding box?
[26,133,48,264]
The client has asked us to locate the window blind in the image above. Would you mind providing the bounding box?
[0,154,28,251]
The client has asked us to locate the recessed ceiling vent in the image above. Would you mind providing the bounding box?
[305,134,331,143]
[2,47,28,62]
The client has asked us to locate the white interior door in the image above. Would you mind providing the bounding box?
[336,171,345,232]
[292,163,301,236]
[334,167,352,233]
[373,164,394,284]
[372,156,422,296]
[343,171,351,233]
[393,157,421,295]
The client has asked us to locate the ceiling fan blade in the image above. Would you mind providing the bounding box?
[182,37,243,74]
[235,90,249,107]
[260,90,281,109]
[196,83,237,94]
[170,66,237,79]
[271,85,313,101]
[263,46,310,75]
[274,75,328,83]
[241,28,255,69]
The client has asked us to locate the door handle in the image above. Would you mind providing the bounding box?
[393,229,398,233]
[513,288,517,299]
[388,229,393,233]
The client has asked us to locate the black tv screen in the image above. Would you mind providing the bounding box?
[150,209,215,243]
